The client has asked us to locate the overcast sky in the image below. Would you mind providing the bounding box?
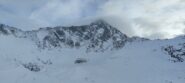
[0,0,185,39]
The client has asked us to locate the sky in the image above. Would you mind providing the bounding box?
[0,0,185,39]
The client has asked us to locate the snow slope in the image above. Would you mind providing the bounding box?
[0,21,185,83]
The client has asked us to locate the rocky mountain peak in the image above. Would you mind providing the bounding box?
[9,20,125,52]
[0,20,130,52]
[0,23,23,36]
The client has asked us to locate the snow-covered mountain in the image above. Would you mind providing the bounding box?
[0,20,185,83]
[1,20,128,52]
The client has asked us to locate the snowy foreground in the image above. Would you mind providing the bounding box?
[0,35,185,83]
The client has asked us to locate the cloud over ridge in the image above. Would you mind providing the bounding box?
[0,0,185,39]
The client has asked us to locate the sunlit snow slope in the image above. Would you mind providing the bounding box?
[0,20,185,83]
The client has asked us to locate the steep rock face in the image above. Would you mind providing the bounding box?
[163,44,185,62]
[34,20,128,52]
[163,36,185,62]
[0,20,129,52]
[0,24,24,37]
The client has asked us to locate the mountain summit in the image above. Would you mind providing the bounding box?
[0,20,129,52]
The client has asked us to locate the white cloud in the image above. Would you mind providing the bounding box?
[0,0,185,39]
[29,0,104,28]
[95,0,185,39]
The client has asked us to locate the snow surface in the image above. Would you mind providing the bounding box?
[0,34,185,83]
